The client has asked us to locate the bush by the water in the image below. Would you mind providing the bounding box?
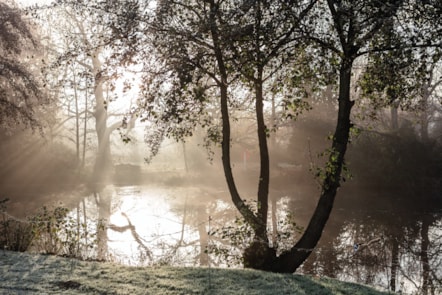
[0,199,100,259]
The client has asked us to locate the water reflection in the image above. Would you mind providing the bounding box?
[77,185,226,266]
[299,191,442,295]
[107,186,199,265]
[73,185,441,294]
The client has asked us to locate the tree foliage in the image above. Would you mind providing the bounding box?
[0,2,45,130]
[124,0,442,273]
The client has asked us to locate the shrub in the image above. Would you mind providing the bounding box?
[0,199,101,259]
[0,199,34,252]
[28,203,101,259]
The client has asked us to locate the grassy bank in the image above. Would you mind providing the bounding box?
[0,251,393,294]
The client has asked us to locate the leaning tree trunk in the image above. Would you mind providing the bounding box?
[271,57,355,273]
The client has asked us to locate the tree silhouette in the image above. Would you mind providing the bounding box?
[0,2,45,130]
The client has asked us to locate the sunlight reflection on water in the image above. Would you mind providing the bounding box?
[105,185,202,266]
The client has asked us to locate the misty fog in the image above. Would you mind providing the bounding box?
[1,0,441,294]
[2,98,441,293]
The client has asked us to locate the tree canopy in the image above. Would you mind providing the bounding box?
[0,1,46,130]
[2,0,440,276]
[130,0,442,273]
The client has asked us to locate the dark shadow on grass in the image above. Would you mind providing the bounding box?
[171,268,391,295]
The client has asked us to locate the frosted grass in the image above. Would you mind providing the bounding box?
[0,251,393,294]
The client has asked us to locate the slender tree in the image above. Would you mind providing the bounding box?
[223,0,317,269]
[32,0,142,259]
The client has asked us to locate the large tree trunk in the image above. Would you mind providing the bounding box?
[270,57,355,273]
[93,103,113,260]
[90,51,114,260]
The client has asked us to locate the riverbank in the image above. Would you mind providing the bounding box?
[0,251,393,294]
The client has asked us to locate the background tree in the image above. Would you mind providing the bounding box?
[0,2,85,217]
[0,1,46,130]
[32,0,142,259]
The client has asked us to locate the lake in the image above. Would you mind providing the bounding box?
[70,183,441,294]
